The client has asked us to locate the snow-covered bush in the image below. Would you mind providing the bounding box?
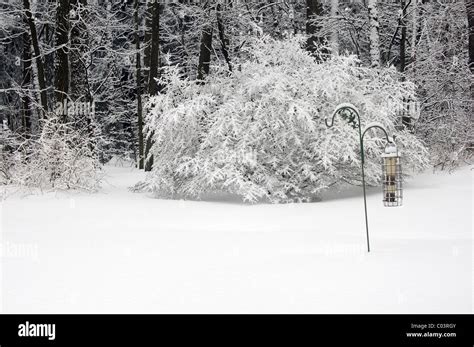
[0,117,102,191]
[0,126,24,184]
[145,36,428,203]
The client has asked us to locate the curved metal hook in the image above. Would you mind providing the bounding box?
[361,124,395,144]
[325,103,361,130]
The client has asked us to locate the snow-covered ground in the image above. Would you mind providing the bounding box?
[0,164,472,313]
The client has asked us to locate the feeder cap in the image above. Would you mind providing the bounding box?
[382,144,400,157]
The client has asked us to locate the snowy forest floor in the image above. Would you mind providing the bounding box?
[0,164,472,313]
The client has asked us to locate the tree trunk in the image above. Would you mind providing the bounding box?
[70,0,90,103]
[144,0,160,172]
[367,0,381,68]
[289,1,298,35]
[54,0,70,122]
[330,0,339,55]
[147,0,160,96]
[467,0,474,105]
[400,0,411,129]
[23,0,48,117]
[306,0,324,56]
[216,4,232,72]
[70,0,92,133]
[135,0,144,169]
[411,0,418,62]
[197,21,213,81]
[21,14,32,134]
[399,0,407,74]
[467,0,474,74]
[144,0,153,83]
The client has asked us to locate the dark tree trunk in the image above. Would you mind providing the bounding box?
[144,0,153,83]
[197,25,213,81]
[216,3,232,72]
[400,0,411,129]
[23,0,48,117]
[467,0,474,106]
[147,0,160,96]
[70,0,90,103]
[21,15,32,134]
[70,0,97,154]
[144,128,154,171]
[176,0,193,77]
[54,0,70,122]
[467,0,474,74]
[135,0,144,169]
[197,2,214,81]
[70,0,92,134]
[144,0,160,172]
[400,0,407,74]
[305,0,324,56]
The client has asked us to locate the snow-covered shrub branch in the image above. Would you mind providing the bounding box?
[0,117,102,191]
[0,125,23,184]
[407,2,473,169]
[144,36,428,203]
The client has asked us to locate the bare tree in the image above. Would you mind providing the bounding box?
[467,0,474,103]
[306,0,324,55]
[197,6,213,81]
[216,3,232,72]
[399,0,407,74]
[147,0,160,96]
[54,0,70,121]
[135,0,144,169]
[23,0,48,116]
[467,0,474,74]
[21,11,32,133]
[411,0,418,63]
[367,0,381,68]
[144,0,160,171]
[70,0,91,104]
[330,0,339,55]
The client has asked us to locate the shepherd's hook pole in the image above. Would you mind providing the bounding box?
[325,103,394,253]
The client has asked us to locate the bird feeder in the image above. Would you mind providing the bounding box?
[326,103,404,251]
[382,143,402,207]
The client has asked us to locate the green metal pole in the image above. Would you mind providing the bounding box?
[326,104,394,253]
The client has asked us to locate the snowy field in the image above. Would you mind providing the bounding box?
[0,164,472,313]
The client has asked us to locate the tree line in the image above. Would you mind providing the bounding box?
[1,0,472,173]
